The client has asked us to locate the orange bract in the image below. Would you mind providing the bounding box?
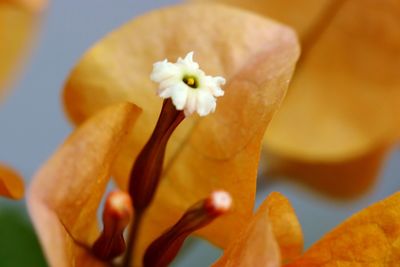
[205,0,400,198]
[286,192,400,266]
[197,0,330,38]
[265,0,400,161]
[28,103,140,267]
[265,192,303,263]
[3,0,46,13]
[0,0,46,200]
[0,164,24,199]
[213,197,281,267]
[213,192,303,266]
[264,146,388,199]
[62,3,300,263]
[213,191,400,267]
[0,0,45,100]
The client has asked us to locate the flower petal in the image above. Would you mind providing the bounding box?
[0,0,45,99]
[212,193,281,267]
[0,163,24,199]
[28,103,140,267]
[286,191,400,266]
[150,60,180,84]
[177,51,199,70]
[196,89,215,116]
[170,84,188,111]
[62,3,300,262]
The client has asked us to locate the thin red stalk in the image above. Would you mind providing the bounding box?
[143,191,232,267]
[122,210,143,267]
[129,99,184,211]
[123,99,185,267]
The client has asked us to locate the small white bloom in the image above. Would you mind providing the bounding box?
[150,51,225,117]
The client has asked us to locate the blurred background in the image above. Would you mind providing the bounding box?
[0,1,399,266]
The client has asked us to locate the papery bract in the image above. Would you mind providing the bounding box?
[206,0,400,198]
[199,0,334,40]
[0,0,45,100]
[62,2,300,263]
[287,191,400,266]
[213,198,281,267]
[213,191,400,267]
[28,103,140,267]
[213,192,303,266]
[264,147,388,199]
[265,0,400,160]
[0,164,24,199]
[0,0,46,200]
[264,192,303,263]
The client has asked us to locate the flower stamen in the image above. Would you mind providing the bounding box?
[183,75,198,88]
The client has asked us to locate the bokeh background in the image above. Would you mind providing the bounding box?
[0,1,399,266]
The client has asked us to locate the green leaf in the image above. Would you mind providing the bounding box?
[0,202,47,267]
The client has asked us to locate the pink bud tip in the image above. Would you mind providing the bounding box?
[107,191,133,224]
[205,190,232,215]
[92,191,133,261]
[143,190,232,267]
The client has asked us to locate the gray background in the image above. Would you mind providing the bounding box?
[0,1,399,266]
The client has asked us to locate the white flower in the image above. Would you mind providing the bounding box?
[150,51,225,117]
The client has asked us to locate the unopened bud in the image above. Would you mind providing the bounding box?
[92,191,133,261]
[204,190,232,216]
[143,190,232,267]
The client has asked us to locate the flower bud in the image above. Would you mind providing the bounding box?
[143,190,232,267]
[92,191,133,261]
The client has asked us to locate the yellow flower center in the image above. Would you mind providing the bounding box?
[183,75,198,89]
